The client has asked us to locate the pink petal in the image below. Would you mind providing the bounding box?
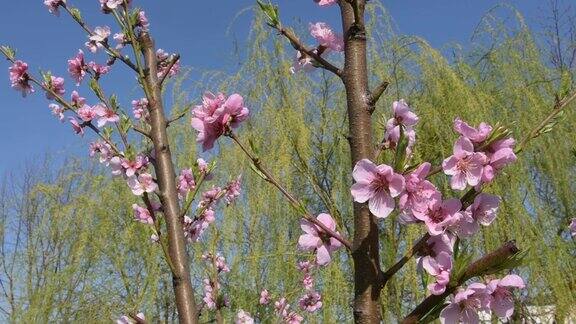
[368,190,395,219]
[499,274,524,289]
[352,159,378,183]
[316,213,336,231]
[387,173,405,197]
[316,245,331,266]
[454,136,474,157]
[298,234,321,251]
[350,182,375,203]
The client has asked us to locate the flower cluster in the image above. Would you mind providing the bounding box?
[201,252,230,311]
[156,49,180,78]
[440,275,525,323]
[9,60,34,97]
[191,92,250,151]
[443,118,516,190]
[350,100,519,300]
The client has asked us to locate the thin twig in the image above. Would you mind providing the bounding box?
[227,131,352,250]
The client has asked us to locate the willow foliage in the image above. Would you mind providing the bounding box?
[1,2,575,323]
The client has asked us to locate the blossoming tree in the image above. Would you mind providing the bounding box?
[2,0,575,323]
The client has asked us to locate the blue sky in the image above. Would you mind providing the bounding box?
[0,0,546,175]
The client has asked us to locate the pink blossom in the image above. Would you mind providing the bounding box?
[571,218,576,237]
[86,26,111,53]
[481,138,517,183]
[113,33,127,49]
[183,209,215,242]
[350,159,405,219]
[197,158,212,177]
[450,193,499,238]
[121,155,149,177]
[77,105,97,122]
[87,61,111,76]
[486,274,525,320]
[67,50,87,85]
[202,252,230,273]
[9,60,34,97]
[127,173,158,196]
[274,298,289,317]
[202,278,219,310]
[44,76,65,100]
[440,283,490,324]
[399,162,440,220]
[177,168,196,199]
[417,233,455,270]
[259,289,271,305]
[298,213,342,266]
[314,0,337,6]
[284,312,304,324]
[191,92,249,151]
[442,136,488,190]
[297,260,315,273]
[71,90,86,107]
[44,0,64,15]
[199,187,223,209]
[156,49,180,78]
[414,198,461,236]
[137,11,150,31]
[100,0,123,11]
[224,176,242,205]
[49,104,65,121]
[309,22,344,52]
[89,140,113,163]
[116,312,145,324]
[302,273,314,290]
[454,118,492,143]
[290,50,315,74]
[422,251,452,295]
[109,157,124,176]
[235,310,254,324]
[68,117,84,136]
[150,234,159,243]
[132,204,153,225]
[93,104,120,127]
[298,291,323,312]
[131,98,149,120]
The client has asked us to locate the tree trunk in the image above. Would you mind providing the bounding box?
[339,2,382,323]
[140,32,198,324]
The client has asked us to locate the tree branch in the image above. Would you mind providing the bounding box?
[226,131,352,250]
[277,27,343,77]
[368,80,389,113]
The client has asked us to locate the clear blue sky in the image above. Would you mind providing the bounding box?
[0,0,545,175]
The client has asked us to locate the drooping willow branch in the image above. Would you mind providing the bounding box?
[226,130,352,250]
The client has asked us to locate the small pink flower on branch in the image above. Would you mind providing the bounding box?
[290,50,315,74]
[113,33,128,49]
[86,26,111,53]
[350,159,405,219]
[71,90,86,107]
[49,104,65,121]
[235,310,254,324]
[442,136,487,190]
[93,104,120,127]
[132,204,153,225]
[121,155,149,177]
[9,60,34,97]
[68,117,84,136]
[449,193,499,238]
[298,291,323,312]
[44,75,65,100]
[77,104,98,122]
[156,49,179,78]
[137,11,150,31]
[399,162,440,221]
[44,0,65,15]
[309,22,344,52]
[132,98,149,120]
[440,283,489,324]
[298,213,342,266]
[68,50,87,85]
[571,218,576,237]
[422,251,452,295]
[259,289,271,305]
[486,274,525,320]
[414,198,461,236]
[89,140,113,163]
[314,0,337,6]
[127,173,158,196]
[177,168,196,199]
[88,61,111,77]
[191,92,249,151]
[116,312,145,324]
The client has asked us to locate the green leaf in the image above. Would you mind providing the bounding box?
[0,46,16,61]
[249,161,268,181]
[70,7,82,21]
[256,0,280,27]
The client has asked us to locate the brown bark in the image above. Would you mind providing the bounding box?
[140,32,198,324]
[338,1,382,323]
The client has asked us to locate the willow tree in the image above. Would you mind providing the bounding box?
[1,0,575,323]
